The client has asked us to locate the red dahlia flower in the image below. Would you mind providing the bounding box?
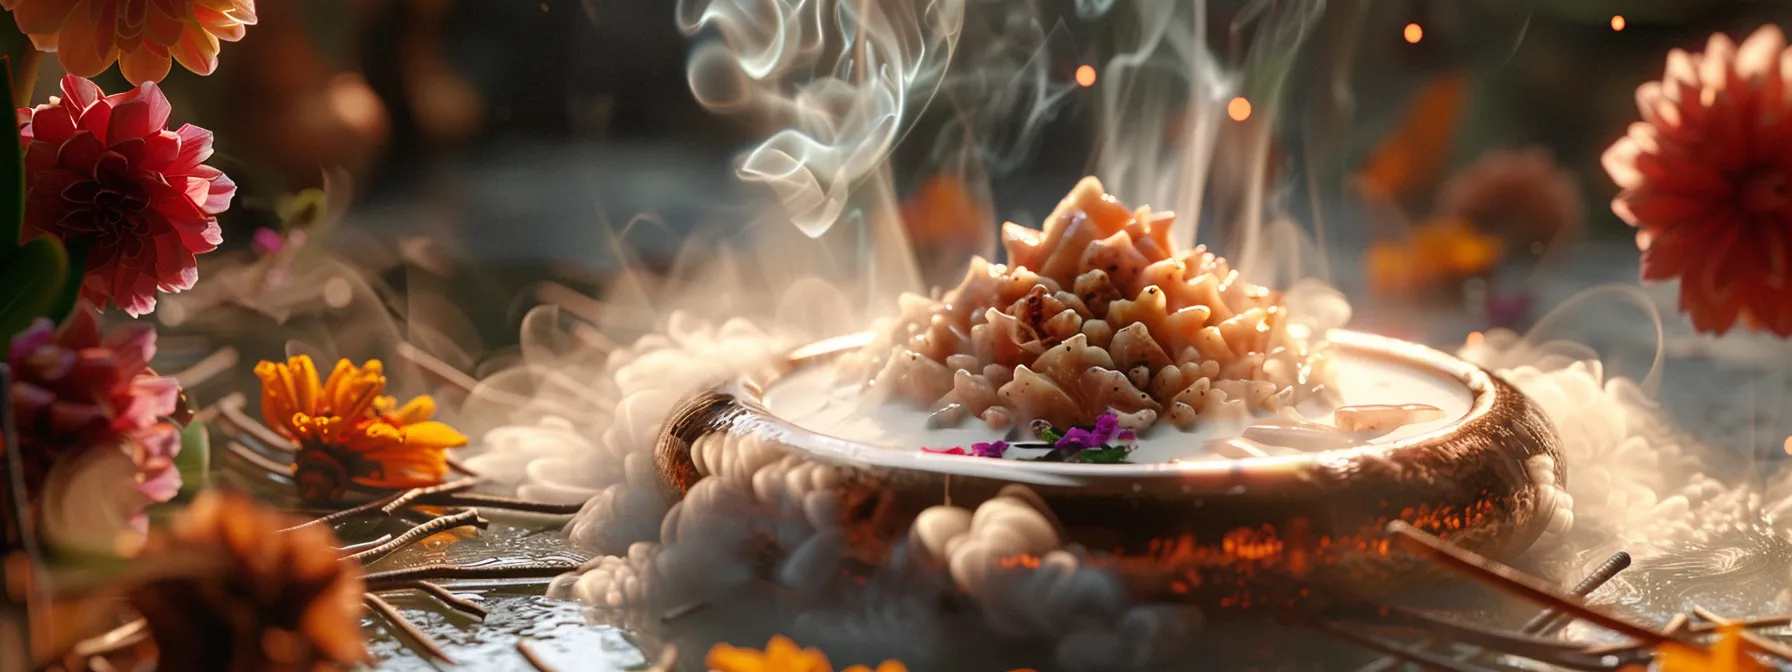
[17,75,234,317]
[1603,25,1792,337]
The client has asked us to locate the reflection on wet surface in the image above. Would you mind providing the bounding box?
[349,515,656,670]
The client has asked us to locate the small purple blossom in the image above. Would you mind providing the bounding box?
[971,441,1008,458]
[1055,411,1127,450]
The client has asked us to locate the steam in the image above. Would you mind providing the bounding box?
[924,0,1079,178]
[679,0,965,240]
[1092,0,1325,282]
[1458,284,1792,627]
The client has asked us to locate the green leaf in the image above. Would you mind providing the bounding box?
[1074,446,1133,464]
[0,234,67,342]
[0,52,21,250]
[174,418,211,501]
[0,14,37,107]
[47,240,86,322]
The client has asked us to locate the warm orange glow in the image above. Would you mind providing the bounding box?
[1784,435,1791,455]
[1611,15,1626,31]
[1227,96,1252,121]
[1403,23,1423,44]
[1075,65,1097,87]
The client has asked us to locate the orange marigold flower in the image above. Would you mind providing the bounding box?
[1603,25,1792,337]
[254,354,466,503]
[707,635,907,672]
[1,0,258,84]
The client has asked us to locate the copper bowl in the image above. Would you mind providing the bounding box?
[654,330,1562,609]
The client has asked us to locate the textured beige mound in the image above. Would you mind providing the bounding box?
[850,177,1331,433]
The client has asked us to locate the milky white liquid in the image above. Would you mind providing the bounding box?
[760,346,1472,463]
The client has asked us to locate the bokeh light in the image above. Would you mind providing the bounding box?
[1227,97,1252,121]
[1612,15,1626,31]
[1076,65,1097,87]
[1404,23,1423,44]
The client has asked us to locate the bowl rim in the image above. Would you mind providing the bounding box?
[720,329,1496,486]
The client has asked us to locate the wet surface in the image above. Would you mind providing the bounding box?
[342,514,654,671]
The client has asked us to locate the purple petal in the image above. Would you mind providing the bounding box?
[971,441,1009,458]
[1093,412,1120,442]
[1055,427,1098,450]
[1117,429,1136,442]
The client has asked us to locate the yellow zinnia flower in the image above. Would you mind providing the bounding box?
[1,0,257,84]
[707,635,907,672]
[255,355,466,503]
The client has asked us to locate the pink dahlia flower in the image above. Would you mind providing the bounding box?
[18,75,234,316]
[8,309,183,505]
[1603,25,1792,337]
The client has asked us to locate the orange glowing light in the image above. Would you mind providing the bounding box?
[1784,435,1791,455]
[1227,97,1252,121]
[1611,15,1626,31]
[1075,65,1097,87]
[1403,23,1423,44]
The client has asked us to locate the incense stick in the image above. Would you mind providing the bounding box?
[1385,521,1669,646]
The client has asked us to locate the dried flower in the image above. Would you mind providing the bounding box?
[254,355,467,503]
[1603,24,1792,337]
[129,490,369,671]
[18,75,235,316]
[6,310,181,552]
[1438,147,1584,251]
[708,635,907,672]
[2,0,258,83]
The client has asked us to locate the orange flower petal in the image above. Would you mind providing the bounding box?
[386,395,438,425]
[317,358,356,413]
[7,0,80,35]
[170,20,220,76]
[55,8,122,77]
[398,420,468,451]
[118,42,173,84]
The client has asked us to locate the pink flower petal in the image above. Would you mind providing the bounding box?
[102,324,157,373]
[56,130,104,175]
[60,75,103,111]
[118,376,180,429]
[29,104,77,145]
[170,123,213,171]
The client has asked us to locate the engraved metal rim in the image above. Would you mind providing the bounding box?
[723,329,1501,482]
